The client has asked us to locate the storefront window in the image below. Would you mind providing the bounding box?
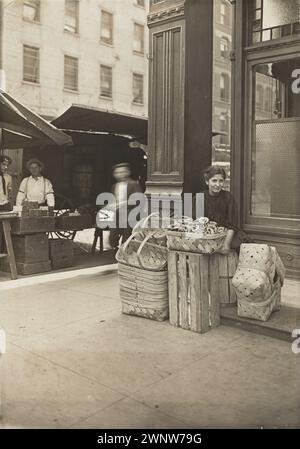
[250,0,300,44]
[251,57,300,219]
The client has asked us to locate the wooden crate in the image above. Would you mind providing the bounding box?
[168,251,220,333]
[49,238,73,257]
[11,217,55,235]
[214,251,239,306]
[51,255,74,270]
[49,239,74,270]
[12,233,49,263]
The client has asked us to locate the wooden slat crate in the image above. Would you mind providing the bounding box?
[12,233,49,263]
[214,251,238,306]
[49,239,74,270]
[168,251,220,333]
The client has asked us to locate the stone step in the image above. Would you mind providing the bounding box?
[221,305,300,342]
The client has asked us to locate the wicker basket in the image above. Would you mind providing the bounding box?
[237,278,281,322]
[166,230,226,254]
[116,232,168,271]
[118,263,169,321]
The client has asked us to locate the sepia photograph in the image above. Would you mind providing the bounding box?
[0,0,299,440]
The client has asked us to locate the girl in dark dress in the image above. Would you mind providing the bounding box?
[193,165,251,254]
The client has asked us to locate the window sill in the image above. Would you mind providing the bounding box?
[22,80,40,86]
[64,30,80,37]
[23,18,41,25]
[100,40,114,48]
[133,50,145,56]
[99,95,113,101]
[63,88,79,94]
[132,101,144,106]
[133,4,145,10]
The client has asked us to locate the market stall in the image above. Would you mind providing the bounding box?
[0,96,148,277]
[0,90,74,278]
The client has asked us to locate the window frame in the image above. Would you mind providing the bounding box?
[220,36,230,58]
[23,44,40,84]
[133,22,145,54]
[100,64,113,99]
[64,0,79,35]
[64,54,79,92]
[243,50,300,231]
[132,72,144,105]
[135,0,145,7]
[100,10,114,46]
[220,72,230,101]
[23,0,41,23]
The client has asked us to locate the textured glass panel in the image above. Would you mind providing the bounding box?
[262,29,271,41]
[252,31,261,43]
[262,0,298,29]
[271,27,282,39]
[251,121,300,218]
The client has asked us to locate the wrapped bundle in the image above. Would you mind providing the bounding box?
[232,244,285,321]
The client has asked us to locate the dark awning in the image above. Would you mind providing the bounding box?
[0,89,73,149]
[52,104,148,143]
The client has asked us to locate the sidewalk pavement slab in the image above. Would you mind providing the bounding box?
[0,272,299,429]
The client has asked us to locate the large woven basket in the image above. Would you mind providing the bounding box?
[166,230,226,254]
[116,232,168,271]
[118,263,169,321]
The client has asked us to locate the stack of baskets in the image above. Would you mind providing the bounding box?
[232,244,285,321]
[117,214,169,321]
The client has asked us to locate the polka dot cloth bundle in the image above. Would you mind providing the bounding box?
[232,244,285,321]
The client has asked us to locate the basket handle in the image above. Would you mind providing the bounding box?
[115,232,139,264]
[132,212,161,233]
[136,233,168,270]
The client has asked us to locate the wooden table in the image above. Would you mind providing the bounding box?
[0,213,18,280]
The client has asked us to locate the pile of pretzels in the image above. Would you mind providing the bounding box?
[167,217,227,236]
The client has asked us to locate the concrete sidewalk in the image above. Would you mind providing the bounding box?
[0,270,299,429]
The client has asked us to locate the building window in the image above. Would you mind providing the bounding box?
[250,57,300,219]
[133,23,144,54]
[250,0,300,44]
[23,0,40,22]
[220,37,230,58]
[64,55,78,91]
[23,45,39,83]
[220,2,227,25]
[100,65,113,98]
[220,73,230,100]
[64,0,79,34]
[133,73,144,104]
[101,11,113,45]
[136,0,145,6]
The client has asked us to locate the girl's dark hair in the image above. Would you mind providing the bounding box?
[203,165,226,182]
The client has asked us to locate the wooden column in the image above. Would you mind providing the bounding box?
[146,0,213,202]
